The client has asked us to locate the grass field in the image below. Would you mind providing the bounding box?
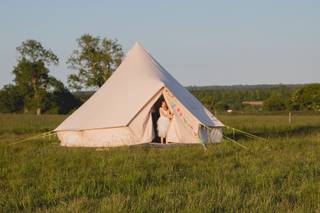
[0,113,320,212]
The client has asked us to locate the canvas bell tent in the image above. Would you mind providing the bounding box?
[55,42,224,147]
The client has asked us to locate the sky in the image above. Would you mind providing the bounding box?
[0,0,319,88]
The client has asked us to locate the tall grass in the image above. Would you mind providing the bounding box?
[0,114,319,212]
[219,114,320,138]
[0,114,65,135]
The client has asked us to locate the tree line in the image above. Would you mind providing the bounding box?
[0,35,319,114]
[0,35,123,114]
[190,84,320,112]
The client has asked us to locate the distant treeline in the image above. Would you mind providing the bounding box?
[190,84,320,112]
[71,84,320,113]
[0,36,319,114]
[190,84,298,112]
[1,82,319,115]
[0,35,123,115]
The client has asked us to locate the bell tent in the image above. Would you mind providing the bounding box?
[55,42,224,147]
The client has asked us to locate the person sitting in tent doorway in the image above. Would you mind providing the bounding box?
[157,101,173,144]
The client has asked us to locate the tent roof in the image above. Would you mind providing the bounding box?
[55,42,223,131]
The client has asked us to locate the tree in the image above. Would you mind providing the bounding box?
[43,77,81,114]
[13,40,59,115]
[263,92,287,111]
[0,85,24,113]
[290,84,320,111]
[67,34,124,90]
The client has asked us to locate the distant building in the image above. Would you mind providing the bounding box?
[242,101,264,107]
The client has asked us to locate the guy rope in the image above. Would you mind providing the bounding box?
[202,124,267,150]
[225,125,267,141]
[7,131,56,146]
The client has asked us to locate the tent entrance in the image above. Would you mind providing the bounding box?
[151,95,165,143]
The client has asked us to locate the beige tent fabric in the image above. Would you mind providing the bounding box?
[55,42,223,132]
[167,116,199,143]
[163,89,199,135]
[55,43,165,131]
[163,89,200,143]
[55,42,224,147]
[57,127,142,147]
[146,55,223,127]
[128,89,163,142]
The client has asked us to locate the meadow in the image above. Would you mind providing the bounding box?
[0,113,319,212]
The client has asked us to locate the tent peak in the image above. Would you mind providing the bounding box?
[130,41,149,54]
[133,41,143,47]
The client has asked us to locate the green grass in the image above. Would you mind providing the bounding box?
[0,113,65,135]
[0,114,320,212]
[219,114,320,138]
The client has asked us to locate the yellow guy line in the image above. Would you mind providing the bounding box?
[225,125,267,141]
[8,131,56,146]
[223,135,249,150]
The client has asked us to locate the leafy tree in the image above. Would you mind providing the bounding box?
[43,77,81,114]
[290,84,320,111]
[13,40,59,114]
[0,85,24,113]
[67,34,124,90]
[263,92,287,111]
[190,85,299,112]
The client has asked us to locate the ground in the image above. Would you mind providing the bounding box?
[0,113,319,212]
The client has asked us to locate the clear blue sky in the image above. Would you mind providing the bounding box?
[0,0,319,87]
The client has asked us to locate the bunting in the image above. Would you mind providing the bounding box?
[163,88,199,137]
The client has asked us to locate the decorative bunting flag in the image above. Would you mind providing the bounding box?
[164,89,198,137]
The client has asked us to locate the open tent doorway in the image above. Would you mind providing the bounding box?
[151,95,165,143]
